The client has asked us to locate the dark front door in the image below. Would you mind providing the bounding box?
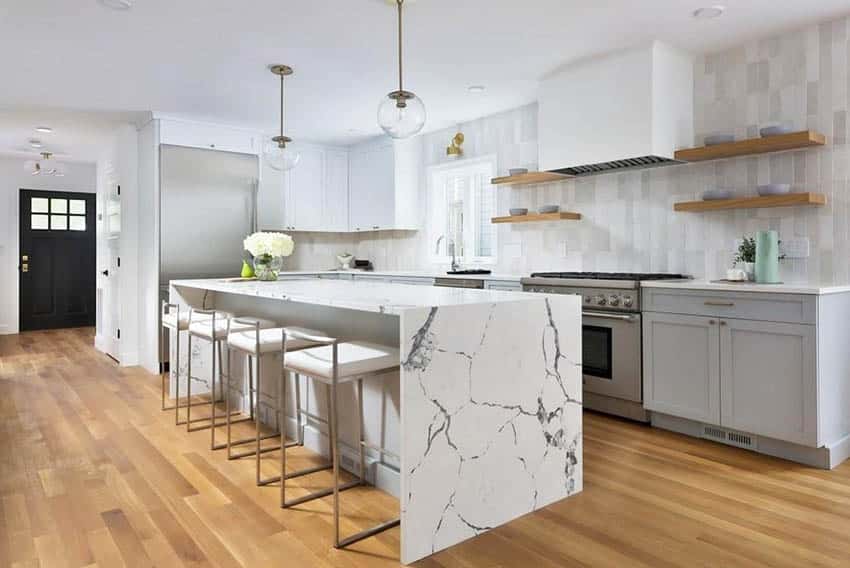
[19,190,96,331]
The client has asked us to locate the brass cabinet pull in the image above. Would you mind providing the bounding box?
[704,301,735,307]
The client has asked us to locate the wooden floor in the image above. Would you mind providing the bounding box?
[3,329,850,568]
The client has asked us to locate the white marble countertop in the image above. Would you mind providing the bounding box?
[280,269,524,282]
[642,279,850,295]
[171,277,541,315]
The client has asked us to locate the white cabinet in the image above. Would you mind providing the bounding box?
[485,281,522,291]
[348,137,420,232]
[720,319,817,446]
[274,144,349,233]
[324,149,349,232]
[643,312,721,424]
[158,119,257,155]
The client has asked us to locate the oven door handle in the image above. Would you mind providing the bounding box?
[583,311,639,322]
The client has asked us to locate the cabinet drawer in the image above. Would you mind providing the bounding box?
[642,288,816,324]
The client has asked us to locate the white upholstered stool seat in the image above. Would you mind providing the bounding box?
[189,316,277,340]
[284,341,400,383]
[226,326,324,355]
[162,311,191,331]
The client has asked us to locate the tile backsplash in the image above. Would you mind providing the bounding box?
[289,15,850,284]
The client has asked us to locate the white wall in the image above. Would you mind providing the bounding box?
[285,15,850,285]
[0,156,96,334]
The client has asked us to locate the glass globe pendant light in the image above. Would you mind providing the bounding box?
[377,0,426,139]
[264,64,301,171]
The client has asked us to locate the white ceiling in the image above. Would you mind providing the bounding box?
[1,0,848,158]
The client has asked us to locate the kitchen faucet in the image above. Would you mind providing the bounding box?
[435,234,460,271]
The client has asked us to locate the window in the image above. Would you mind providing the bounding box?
[429,157,497,265]
[30,197,86,231]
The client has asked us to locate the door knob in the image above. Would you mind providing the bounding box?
[101,270,109,276]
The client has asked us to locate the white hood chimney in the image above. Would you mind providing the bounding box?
[538,41,693,176]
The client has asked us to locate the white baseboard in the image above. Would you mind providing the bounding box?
[120,350,139,367]
[0,324,11,335]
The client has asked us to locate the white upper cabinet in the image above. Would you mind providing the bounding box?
[348,137,420,232]
[158,118,258,155]
[289,146,325,231]
[324,148,349,232]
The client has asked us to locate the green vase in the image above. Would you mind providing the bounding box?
[755,230,780,284]
[241,260,255,278]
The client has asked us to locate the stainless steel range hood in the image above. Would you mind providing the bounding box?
[538,41,694,177]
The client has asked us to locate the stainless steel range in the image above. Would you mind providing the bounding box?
[521,271,690,422]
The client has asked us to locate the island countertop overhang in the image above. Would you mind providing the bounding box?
[170,277,556,315]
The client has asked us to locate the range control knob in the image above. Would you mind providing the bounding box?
[584,295,592,303]
[607,295,620,306]
[623,296,634,308]
[594,295,607,306]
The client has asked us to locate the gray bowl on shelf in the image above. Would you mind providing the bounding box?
[538,205,560,214]
[509,208,528,216]
[757,183,791,196]
[704,134,735,146]
[702,189,734,201]
[760,125,794,137]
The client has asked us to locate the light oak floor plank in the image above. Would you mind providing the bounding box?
[3,327,850,567]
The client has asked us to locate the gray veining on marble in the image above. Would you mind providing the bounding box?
[399,295,582,563]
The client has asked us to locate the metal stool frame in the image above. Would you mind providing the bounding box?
[280,329,401,549]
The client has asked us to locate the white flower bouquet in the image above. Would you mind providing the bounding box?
[243,232,294,280]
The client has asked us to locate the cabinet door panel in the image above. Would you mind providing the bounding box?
[160,120,256,155]
[324,149,349,232]
[643,312,720,423]
[372,144,395,229]
[290,147,324,231]
[348,149,372,231]
[720,319,817,445]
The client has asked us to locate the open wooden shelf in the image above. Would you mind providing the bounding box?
[491,171,573,186]
[674,192,826,212]
[492,211,582,224]
[674,130,826,162]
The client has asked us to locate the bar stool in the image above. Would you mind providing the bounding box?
[161,302,229,426]
[281,330,401,549]
[160,301,190,424]
[225,321,324,486]
[186,309,276,450]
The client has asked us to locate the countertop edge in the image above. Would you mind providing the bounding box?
[641,280,850,295]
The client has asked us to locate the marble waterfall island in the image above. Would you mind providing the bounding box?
[169,278,583,564]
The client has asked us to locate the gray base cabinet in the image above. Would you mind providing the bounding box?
[642,287,844,461]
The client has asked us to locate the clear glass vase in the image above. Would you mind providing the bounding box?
[253,255,283,281]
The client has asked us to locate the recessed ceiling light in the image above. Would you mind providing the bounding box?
[98,0,133,10]
[468,85,486,93]
[29,139,43,149]
[35,126,53,133]
[693,5,725,19]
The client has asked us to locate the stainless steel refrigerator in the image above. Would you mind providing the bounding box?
[159,145,258,284]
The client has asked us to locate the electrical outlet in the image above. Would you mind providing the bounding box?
[780,238,810,259]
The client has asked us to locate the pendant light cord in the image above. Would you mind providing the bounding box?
[397,0,404,93]
[279,73,286,145]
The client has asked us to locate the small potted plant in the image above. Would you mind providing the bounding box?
[243,232,295,281]
[734,236,756,281]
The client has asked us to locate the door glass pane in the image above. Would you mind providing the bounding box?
[31,214,49,230]
[50,198,67,214]
[31,197,49,213]
[69,199,86,214]
[50,215,68,230]
[69,216,86,231]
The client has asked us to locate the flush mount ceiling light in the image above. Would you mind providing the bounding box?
[97,0,133,10]
[263,64,300,172]
[24,152,66,177]
[377,0,426,139]
[35,126,53,133]
[693,5,725,19]
[468,85,486,93]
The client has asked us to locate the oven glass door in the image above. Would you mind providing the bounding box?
[582,312,642,402]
